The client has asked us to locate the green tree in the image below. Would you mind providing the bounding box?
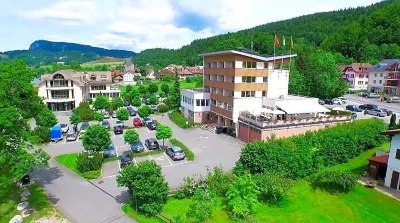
[134,76,140,81]
[36,108,58,127]
[169,70,181,110]
[132,96,142,107]
[155,125,172,147]
[111,97,124,110]
[161,83,170,95]
[69,113,81,126]
[126,85,133,94]
[124,129,139,144]
[389,113,397,130]
[94,112,104,122]
[73,102,95,121]
[117,108,130,122]
[159,91,166,98]
[149,95,158,105]
[138,85,147,95]
[116,161,169,216]
[93,95,110,111]
[226,173,259,219]
[148,83,158,94]
[162,75,172,82]
[82,125,111,154]
[138,105,152,118]
[33,126,51,143]
[186,188,215,222]
[70,60,81,70]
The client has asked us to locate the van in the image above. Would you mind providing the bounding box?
[387,97,400,103]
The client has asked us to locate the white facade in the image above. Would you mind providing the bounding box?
[267,69,289,98]
[385,134,400,191]
[180,89,210,122]
[368,71,386,93]
[88,83,120,100]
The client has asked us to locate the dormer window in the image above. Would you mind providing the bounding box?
[90,75,96,81]
[53,73,64,80]
[101,75,107,81]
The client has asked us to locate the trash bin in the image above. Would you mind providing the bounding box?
[21,174,30,185]
[215,126,223,134]
[222,127,228,134]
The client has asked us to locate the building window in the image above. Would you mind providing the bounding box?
[101,75,107,81]
[373,80,376,84]
[227,104,233,111]
[380,73,383,77]
[91,85,106,91]
[374,73,377,77]
[274,63,281,69]
[358,81,363,85]
[242,62,256,68]
[379,80,382,84]
[242,76,256,83]
[196,99,200,106]
[241,91,255,97]
[264,63,269,69]
[90,75,96,81]
[396,149,400,160]
[188,110,194,118]
[365,81,368,85]
[53,74,65,80]
[206,99,209,106]
[71,81,73,87]
[211,99,216,106]
[51,90,69,99]
[262,91,266,97]
[263,77,268,83]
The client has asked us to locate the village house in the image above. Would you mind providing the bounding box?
[340,63,371,90]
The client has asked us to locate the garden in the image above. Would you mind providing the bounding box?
[121,118,400,223]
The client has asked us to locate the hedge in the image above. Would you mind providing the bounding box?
[170,138,195,161]
[237,118,387,179]
[169,111,192,129]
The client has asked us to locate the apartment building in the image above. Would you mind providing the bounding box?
[340,63,371,90]
[37,70,120,111]
[368,59,400,94]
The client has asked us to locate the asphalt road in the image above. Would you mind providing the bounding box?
[345,94,400,113]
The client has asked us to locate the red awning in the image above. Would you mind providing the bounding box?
[368,155,388,165]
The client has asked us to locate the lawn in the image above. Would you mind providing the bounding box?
[55,153,101,179]
[120,81,198,94]
[124,143,400,223]
[0,168,62,223]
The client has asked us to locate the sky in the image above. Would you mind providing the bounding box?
[0,0,381,53]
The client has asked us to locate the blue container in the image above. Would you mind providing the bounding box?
[50,125,62,141]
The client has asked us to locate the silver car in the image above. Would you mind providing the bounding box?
[103,111,110,119]
[60,124,69,133]
[112,111,117,118]
[365,109,387,117]
[66,131,77,141]
[166,146,186,161]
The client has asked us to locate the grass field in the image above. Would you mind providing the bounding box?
[120,81,198,94]
[123,143,400,223]
[82,57,126,66]
[55,153,101,179]
[0,168,61,223]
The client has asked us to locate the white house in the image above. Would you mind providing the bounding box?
[180,89,210,123]
[36,70,120,111]
[121,71,140,85]
[382,130,400,191]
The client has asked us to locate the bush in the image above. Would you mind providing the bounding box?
[327,109,352,116]
[253,173,294,203]
[182,174,206,197]
[81,170,101,179]
[87,98,93,104]
[186,188,215,223]
[157,104,169,113]
[170,138,194,161]
[73,102,95,121]
[238,119,387,178]
[24,130,41,145]
[33,126,51,143]
[311,170,358,193]
[76,153,103,173]
[205,166,235,196]
[169,111,192,128]
[173,189,186,199]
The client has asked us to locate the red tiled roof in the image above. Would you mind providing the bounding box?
[368,155,389,165]
[111,70,121,76]
[186,67,203,74]
[114,76,123,80]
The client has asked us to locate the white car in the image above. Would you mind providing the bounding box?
[337,97,347,103]
[60,124,69,133]
[332,98,344,105]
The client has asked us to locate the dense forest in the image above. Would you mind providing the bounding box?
[133,0,400,69]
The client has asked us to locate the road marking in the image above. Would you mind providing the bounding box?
[164,153,173,166]
[103,174,118,179]
[162,161,190,168]
[133,157,137,165]
[148,154,153,160]
[117,161,121,172]
[115,146,119,157]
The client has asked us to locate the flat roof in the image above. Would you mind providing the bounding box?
[368,154,388,165]
[199,50,297,62]
[181,88,207,93]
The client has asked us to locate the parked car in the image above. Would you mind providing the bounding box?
[351,112,357,119]
[147,122,157,130]
[359,104,377,110]
[133,117,142,127]
[103,111,110,119]
[345,105,362,112]
[112,110,117,118]
[143,117,153,125]
[66,131,77,141]
[380,108,392,116]
[332,98,344,105]
[387,97,400,103]
[337,97,347,103]
[367,93,380,98]
[60,124,69,133]
[358,92,368,97]
[120,151,133,168]
[113,125,123,135]
[124,101,130,107]
[78,122,90,131]
[142,98,149,104]
[348,90,355,94]
[130,140,145,153]
[145,138,160,150]
[365,109,387,117]
[324,99,334,105]
[115,120,124,128]
[166,146,186,161]
[150,105,158,113]
[103,144,116,158]
[129,109,136,117]
[101,120,111,129]
[318,99,325,105]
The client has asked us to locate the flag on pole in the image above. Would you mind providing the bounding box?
[290,36,294,49]
[274,35,280,47]
[282,36,286,48]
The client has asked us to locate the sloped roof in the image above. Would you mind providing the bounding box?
[368,155,388,165]
[370,59,400,72]
[37,70,112,86]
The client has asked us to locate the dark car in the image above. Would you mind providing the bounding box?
[147,122,157,130]
[142,98,149,104]
[351,112,357,119]
[359,104,377,110]
[150,105,158,113]
[380,108,392,116]
[120,151,133,168]
[145,138,160,150]
[166,146,186,161]
[345,105,362,112]
[79,122,90,131]
[318,99,325,105]
[124,101,130,107]
[359,92,368,97]
[324,99,334,105]
[129,109,136,117]
[130,140,145,153]
[101,120,111,129]
[103,144,116,158]
[113,125,124,134]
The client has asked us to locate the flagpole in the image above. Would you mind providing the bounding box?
[273,34,276,71]
[289,36,292,72]
[281,35,284,70]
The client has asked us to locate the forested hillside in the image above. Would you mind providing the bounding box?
[133,0,400,69]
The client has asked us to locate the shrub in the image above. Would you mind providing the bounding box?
[182,174,206,197]
[205,166,235,196]
[76,153,103,173]
[81,170,101,179]
[158,91,166,98]
[169,111,192,128]
[311,170,358,193]
[173,189,186,199]
[157,104,169,113]
[33,126,51,143]
[253,173,294,203]
[132,96,142,107]
[36,108,58,127]
[73,102,95,121]
[87,98,93,104]
[327,109,352,116]
[186,188,215,223]
[170,138,194,161]
[24,130,41,145]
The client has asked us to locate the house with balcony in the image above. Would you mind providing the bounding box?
[380,130,400,191]
[340,63,371,90]
[368,59,400,94]
[36,70,120,111]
